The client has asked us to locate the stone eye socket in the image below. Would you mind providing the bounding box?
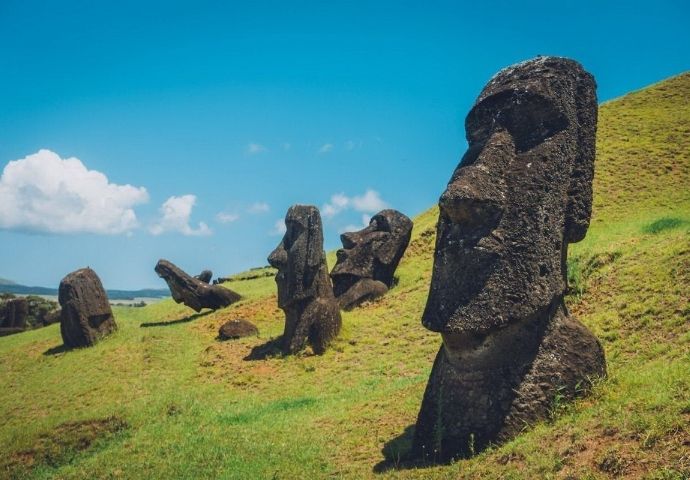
[466,90,569,153]
[284,221,304,249]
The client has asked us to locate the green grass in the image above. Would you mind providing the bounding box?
[1,73,689,479]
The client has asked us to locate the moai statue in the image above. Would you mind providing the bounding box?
[59,268,117,348]
[194,270,213,284]
[268,205,342,354]
[330,209,413,310]
[412,57,606,462]
[155,260,240,312]
[0,297,29,336]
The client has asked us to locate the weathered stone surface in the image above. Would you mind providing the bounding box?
[268,205,342,354]
[0,297,29,336]
[59,268,117,348]
[0,297,28,328]
[195,270,213,284]
[218,319,259,340]
[155,260,241,312]
[331,209,413,310]
[412,56,606,462]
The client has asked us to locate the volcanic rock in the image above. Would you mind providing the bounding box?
[59,268,117,348]
[331,209,412,310]
[155,260,240,312]
[195,270,213,284]
[412,56,606,462]
[268,205,342,354]
[218,319,259,340]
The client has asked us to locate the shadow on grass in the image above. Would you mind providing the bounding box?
[140,310,213,328]
[43,344,70,356]
[373,424,433,473]
[243,338,284,361]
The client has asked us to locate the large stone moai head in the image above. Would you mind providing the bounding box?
[330,209,413,310]
[423,56,597,335]
[412,57,605,462]
[59,268,117,348]
[268,205,342,354]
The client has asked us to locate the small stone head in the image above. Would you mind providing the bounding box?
[331,209,413,291]
[423,56,597,335]
[268,205,325,308]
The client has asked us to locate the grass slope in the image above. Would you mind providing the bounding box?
[1,73,688,480]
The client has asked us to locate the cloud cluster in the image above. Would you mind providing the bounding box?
[0,149,149,235]
[246,142,267,155]
[150,195,211,236]
[318,143,334,154]
[216,212,240,224]
[248,202,270,213]
[322,189,388,219]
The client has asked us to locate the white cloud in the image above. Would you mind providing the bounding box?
[338,214,372,234]
[322,189,387,219]
[216,212,240,224]
[282,142,291,151]
[248,202,270,214]
[0,149,149,235]
[344,140,362,151]
[322,192,350,218]
[150,195,211,236]
[270,218,287,236]
[318,143,334,154]
[246,142,267,155]
[352,189,387,212]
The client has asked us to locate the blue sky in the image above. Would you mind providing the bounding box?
[0,0,688,289]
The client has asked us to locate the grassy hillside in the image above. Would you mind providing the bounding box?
[1,73,688,480]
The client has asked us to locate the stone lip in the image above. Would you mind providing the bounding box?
[331,209,412,310]
[155,260,241,312]
[217,318,259,340]
[59,267,117,348]
[268,205,342,354]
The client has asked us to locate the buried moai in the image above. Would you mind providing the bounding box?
[59,268,117,348]
[412,57,606,462]
[268,205,342,354]
[155,260,241,312]
[0,297,29,336]
[330,209,413,310]
[194,270,213,284]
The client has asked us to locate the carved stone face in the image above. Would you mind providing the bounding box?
[331,209,413,293]
[422,57,597,336]
[268,205,324,309]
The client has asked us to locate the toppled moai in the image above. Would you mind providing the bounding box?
[268,205,342,354]
[330,209,413,310]
[412,57,606,462]
[0,297,29,336]
[59,268,117,348]
[195,270,213,284]
[155,260,241,312]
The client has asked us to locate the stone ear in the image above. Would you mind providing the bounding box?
[376,241,398,266]
[564,72,597,244]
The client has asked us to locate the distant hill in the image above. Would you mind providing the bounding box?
[0,282,169,300]
[0,277,17,286]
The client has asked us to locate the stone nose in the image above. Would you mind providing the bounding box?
[439,173,504,227]
[267,245,288,269]
[340,231,360,249]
